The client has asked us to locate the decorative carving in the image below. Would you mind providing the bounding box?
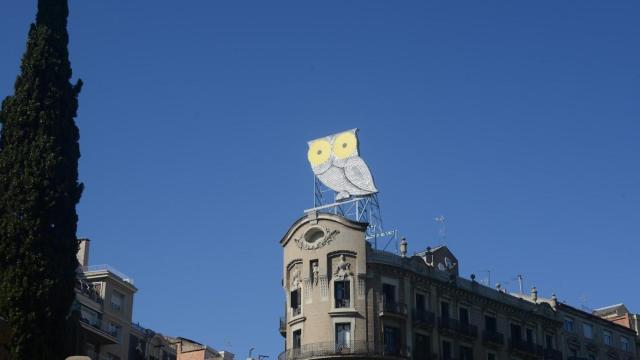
[291,268,302,289]
[358,274,366,298]
[312,262,320,286]
[294,227,340,250]
[334,255,354,280]
[320,275,328,299]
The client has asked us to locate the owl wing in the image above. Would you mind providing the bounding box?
[345,156,378,193]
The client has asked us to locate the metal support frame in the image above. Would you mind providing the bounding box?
[307,176,398,252]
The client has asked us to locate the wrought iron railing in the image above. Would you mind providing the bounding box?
[543,348,562,360]
[380,300,408,316]
[438,318,478,338]
[279,317,286,334]
[509,338,544,356]
[482,330,504,345]
[335,298,351,308]
[277,341,408,360]
[413,309,436,326]
[292,306,302,316]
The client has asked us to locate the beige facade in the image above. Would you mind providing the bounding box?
[279,212,638,360]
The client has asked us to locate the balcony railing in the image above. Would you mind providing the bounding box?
[335,298,351,308]
[543,348,562,360]
[413,309,436,327]
[438,318,478,339]
[278,341,408,360]
[380,300,408,316]
[75,278,103,304]
[509,339,544,357]
[279,317,286,336]
[292,306,302,317]
[483,330,505,345]
[83,265,134,285]
[80,316,102,329]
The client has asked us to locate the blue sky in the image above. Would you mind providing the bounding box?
[2,1,639,358]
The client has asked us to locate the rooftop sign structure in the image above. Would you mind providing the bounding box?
[305,129,397,251]
[307,128,378,200]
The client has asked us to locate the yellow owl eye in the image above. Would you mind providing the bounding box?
[333,132,357,158]
[308,140,331,166]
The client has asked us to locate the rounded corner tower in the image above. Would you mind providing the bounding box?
[279,210,377,360]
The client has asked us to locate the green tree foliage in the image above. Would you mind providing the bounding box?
[0,0,83,358]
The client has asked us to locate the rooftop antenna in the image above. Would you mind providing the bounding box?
[517,274,524,294]
[477,269,491,287]
[435,215,446,244]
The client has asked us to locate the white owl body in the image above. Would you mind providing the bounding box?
[308,129,378,201]
[317,165,372,200]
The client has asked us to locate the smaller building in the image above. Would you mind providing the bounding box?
[516,291,638,360]
[166,337,234,360]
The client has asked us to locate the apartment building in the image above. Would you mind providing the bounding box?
[75,239,137,360]
[129,323,177,360]
[278,211,637,360]
[166,337,234,360]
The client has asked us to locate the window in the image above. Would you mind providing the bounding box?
[485,315,497,333]
[603,331,612,346]
[382,284,396,304]
[459,307,470,326]
[111,291,124,312]
[583,323,593,339]
[415,334,431,359]
[441,302,450,319]
[442,340,452,360]
[545,334,554,349]
[334,280,350,308]
[108,322,122,340]
[292,330,301,349]
[526,328,535,344]
[621,337,630,352]
[290,289,301,316]
[460,345,473,360]
[383,326,400,356]
[335,323,351,348]
[564,317,575,332]
[80,305,99,327]
[416,293,426,312]
[510,324,522,341]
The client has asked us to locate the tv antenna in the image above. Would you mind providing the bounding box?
[435,215,446,244]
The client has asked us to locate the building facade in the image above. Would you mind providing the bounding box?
[75,239,138,360]
[278,211,638,360]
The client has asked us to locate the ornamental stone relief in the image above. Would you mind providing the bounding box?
[333,254,354,280]
[294,227,340,250]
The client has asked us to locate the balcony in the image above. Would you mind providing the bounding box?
[75,278,103,305]
[83,264,134,285]
[509,339,543,358]
[279,317,286,337]
[482,330,505,346]
[78,316,117,345]
[438,318,478,340]
[413,309,436,328]
[379,301,408,317]
[292,306,302,317]
[543,348,562,360]
[277,341,408,360]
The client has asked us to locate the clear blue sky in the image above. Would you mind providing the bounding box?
[2,1,639,358]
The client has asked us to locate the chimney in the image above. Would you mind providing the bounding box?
[77,238,90,267]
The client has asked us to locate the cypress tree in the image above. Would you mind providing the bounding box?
[0,0,83,358]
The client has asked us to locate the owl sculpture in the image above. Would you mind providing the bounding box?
[307,129,378,201]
